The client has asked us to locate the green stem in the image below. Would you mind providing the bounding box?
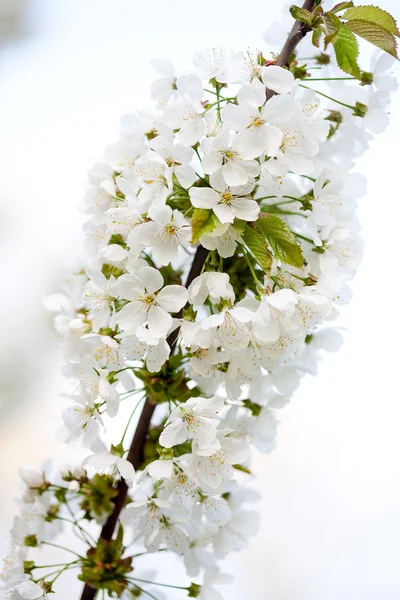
[128,577,188,591]
[242,247,263,293]
[31,562,75,570]
[269,209,307,218]
[265,198,298,207]
[291,173,316,182]
[254,195,278,201]
[42,542,85,560]
[195,171,209,186]
[304,76,357,81]
[299,84,355,110]
[120,396,145,445]
[56,517,92,546]
[183,206,194,217]
[193,146,202,163]
[129,584,159,600]
[294,232,314,244]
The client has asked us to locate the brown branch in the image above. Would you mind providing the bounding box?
[79,245,208,600]
[266,0,316,99]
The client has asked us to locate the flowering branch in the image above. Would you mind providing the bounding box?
[80,245,208,600]
[2,2,398,600]
[80,11,320,598]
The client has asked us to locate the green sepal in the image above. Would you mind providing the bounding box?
[187,583,201,598]
[243,399,263,417]
[352,101,368,117]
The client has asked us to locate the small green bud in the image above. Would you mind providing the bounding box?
[312,245,325,254]
[353,101,368,118]
[182,305,197,322]
[24,535,38,548]
[23,560,35,574]
[233,463,252,474]
[41,581,53,594]
[326,110,343,124]
[187,583,202,598]
[54,488,67,504]
[314,52,330,65]
[45,504,60,522]
[145,129,158,140]
[360,71,373,86]
[110,443,125,458]
[243,399,262,417]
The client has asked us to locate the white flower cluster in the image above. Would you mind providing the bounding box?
[2,46,397,600]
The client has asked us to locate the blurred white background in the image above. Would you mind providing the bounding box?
[1,1,400,598]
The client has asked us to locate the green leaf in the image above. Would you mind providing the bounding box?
[257,214,304,268]
[191,208,220,243]
[343,5,400,36]
[324,11,342,46]
[331,1,354,13]
[242,225,273,274]
[332,24,361,78]
[289,5,312,26]
[232,218,246,235]
[344,20,399,58]
[312,28,323,47]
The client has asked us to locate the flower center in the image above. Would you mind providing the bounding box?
[221,192,233,203]
[165,223,177,236]
[252,116,265,128]
[140,292,157,306]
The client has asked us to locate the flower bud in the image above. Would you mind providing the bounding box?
[19,467,44,489]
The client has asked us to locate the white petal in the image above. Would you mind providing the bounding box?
[264,125,283,157]
[194,395,225,417]
[222,103,251,131]
[117,458,135,484]
[230,306,255,323]
[177,74,203,100]
[230,198,259,221]
[157,285,188,312]
[87,452,117,470]
[100,244,128,262]
[148,305,172,338]
[137,266,163,294]
[203,150,223,175]
[148,459,174,479]
[146,338,170,372]
[174,164,197,188]
[262,65,295,94]
[190,187,220,209]
[179,118,206,147]
[18,581,44,599]
[201,312,225,330]
[221,161,248,186]
[159,419,188,447]
[213,202,235,224]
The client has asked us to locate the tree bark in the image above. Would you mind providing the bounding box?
[266,0,315,98]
